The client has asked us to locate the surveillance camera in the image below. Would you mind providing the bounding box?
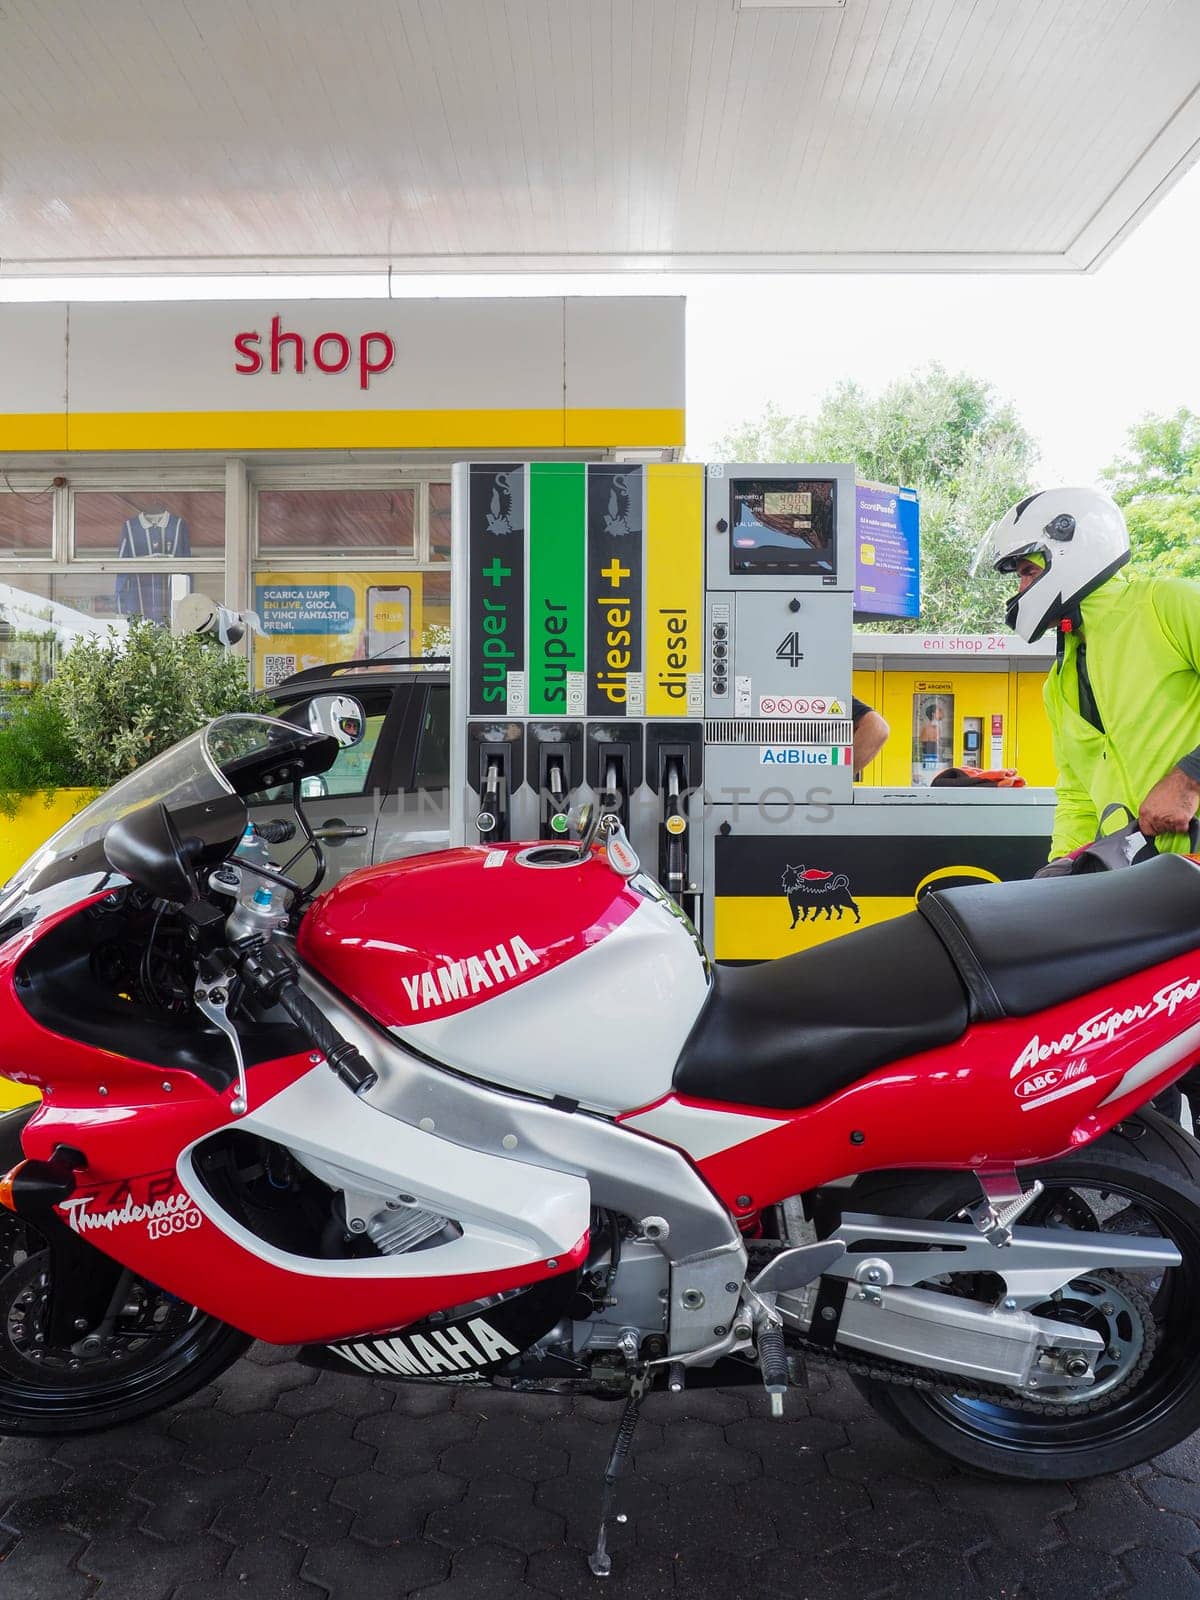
[172,593,261,647]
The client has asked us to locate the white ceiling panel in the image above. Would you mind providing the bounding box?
[0,0,1197,275]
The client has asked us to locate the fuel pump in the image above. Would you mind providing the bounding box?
[452,459,848,953]
[585,726,642,832]
[527,723,583,837]
[646,725,703,917]
[467,723,523,843]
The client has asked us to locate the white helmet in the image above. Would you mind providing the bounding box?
[971,487,1130,642]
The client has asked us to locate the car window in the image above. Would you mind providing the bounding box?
[318,711,386,797]
[415,686,450,791]
[250,689,391,803]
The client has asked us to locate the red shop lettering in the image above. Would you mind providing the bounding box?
[234,316,395,390]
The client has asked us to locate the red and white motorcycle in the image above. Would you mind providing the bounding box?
[4,705,1200,1575]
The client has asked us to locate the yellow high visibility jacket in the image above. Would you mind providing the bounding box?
[1044,569,1200,858]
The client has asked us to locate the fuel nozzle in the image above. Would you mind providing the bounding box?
[545,754,569,838]
[476,753,507,840]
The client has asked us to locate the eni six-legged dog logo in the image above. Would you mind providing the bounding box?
[781,864,861,926]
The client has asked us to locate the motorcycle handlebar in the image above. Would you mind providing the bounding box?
[235,942,377,1095]
[255,819,296,845]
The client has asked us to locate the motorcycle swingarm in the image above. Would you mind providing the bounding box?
[826,1212,1181,1307]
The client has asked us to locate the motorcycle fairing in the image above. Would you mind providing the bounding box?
[16,1041,591,1345]
[618,947,1200,1217]
[298,846,711,1114]
[205,1057,591,1274]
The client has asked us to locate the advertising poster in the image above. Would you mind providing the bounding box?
[253,571,428,690]
[854,483,919,620]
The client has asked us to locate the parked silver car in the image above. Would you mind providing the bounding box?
[253,659,450,882]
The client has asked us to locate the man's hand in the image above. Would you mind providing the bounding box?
[1138,767,1200,837]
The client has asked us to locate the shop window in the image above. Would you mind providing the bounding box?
[0,572,221,685]
[0,489,53,556]
[429,482,451,562]
[73,490,224,558]
[257,488,415,554]
[420,570,451,658]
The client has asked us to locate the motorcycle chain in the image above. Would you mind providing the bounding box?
[787,1270,1158,1417]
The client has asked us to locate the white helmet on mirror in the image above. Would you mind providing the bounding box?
[971,487,1130,642]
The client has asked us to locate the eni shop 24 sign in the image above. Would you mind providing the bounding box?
[759,746,854,766]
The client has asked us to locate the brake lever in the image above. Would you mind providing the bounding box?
[194,962,249,1116]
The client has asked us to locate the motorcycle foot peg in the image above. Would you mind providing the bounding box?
[757,1319,789,1420]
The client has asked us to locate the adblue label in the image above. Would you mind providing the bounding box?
[759,746,854,766]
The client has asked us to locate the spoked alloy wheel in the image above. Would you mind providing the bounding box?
[843,1117,1200,1479]
[0,1210,250,1435]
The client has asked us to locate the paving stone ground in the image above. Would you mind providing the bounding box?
[3,1343,1200,1599]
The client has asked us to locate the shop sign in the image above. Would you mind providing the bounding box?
[234,315,395,390]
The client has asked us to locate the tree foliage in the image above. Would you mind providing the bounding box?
[1101,408,1200,580]
[712,365,1038,633]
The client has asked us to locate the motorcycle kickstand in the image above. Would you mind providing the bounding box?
[588,1369,647,1578]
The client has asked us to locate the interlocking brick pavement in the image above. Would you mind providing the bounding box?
[4,1344,1200,1598]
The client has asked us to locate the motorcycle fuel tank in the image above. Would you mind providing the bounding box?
[297,843,712,1114]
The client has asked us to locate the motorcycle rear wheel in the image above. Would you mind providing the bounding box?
[0,1210,250,1436]
[837,1110,1200,1480]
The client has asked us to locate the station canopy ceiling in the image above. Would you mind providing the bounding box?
[2,0,1199,277]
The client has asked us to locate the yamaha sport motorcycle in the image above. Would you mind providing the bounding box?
[5,707,1200,1575]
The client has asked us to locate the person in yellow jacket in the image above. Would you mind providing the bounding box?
[973,487,1200,861]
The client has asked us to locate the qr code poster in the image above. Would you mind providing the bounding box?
[251,571,441,690]
[262,654,298,689]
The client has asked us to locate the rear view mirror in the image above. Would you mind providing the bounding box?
[104,802,198,903]
[307,694,365,749]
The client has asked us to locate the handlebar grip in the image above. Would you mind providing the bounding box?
[234,941,376,1094]
[255,819,297,845]
[276,981,378,1093]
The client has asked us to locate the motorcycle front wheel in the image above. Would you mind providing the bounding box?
[837,1110,1200,1479]
[0,1207,251,1435]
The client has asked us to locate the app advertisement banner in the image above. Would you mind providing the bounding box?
[854,484,920,620]
[253,571,430,690]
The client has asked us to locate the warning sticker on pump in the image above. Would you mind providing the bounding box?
[758,696,846,716]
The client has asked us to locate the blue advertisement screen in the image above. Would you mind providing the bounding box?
[855,484,919,620]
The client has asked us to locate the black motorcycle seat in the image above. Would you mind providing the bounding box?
[672,913,970,1111]
[918,851,1200,1021]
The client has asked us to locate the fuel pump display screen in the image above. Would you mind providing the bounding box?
[728,478,836,575]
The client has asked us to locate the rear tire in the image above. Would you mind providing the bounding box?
[833,1110,1200,1480]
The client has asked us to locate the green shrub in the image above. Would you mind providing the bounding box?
[0,620,261,811]
[0,692,79,818]
[45,619,260,790]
